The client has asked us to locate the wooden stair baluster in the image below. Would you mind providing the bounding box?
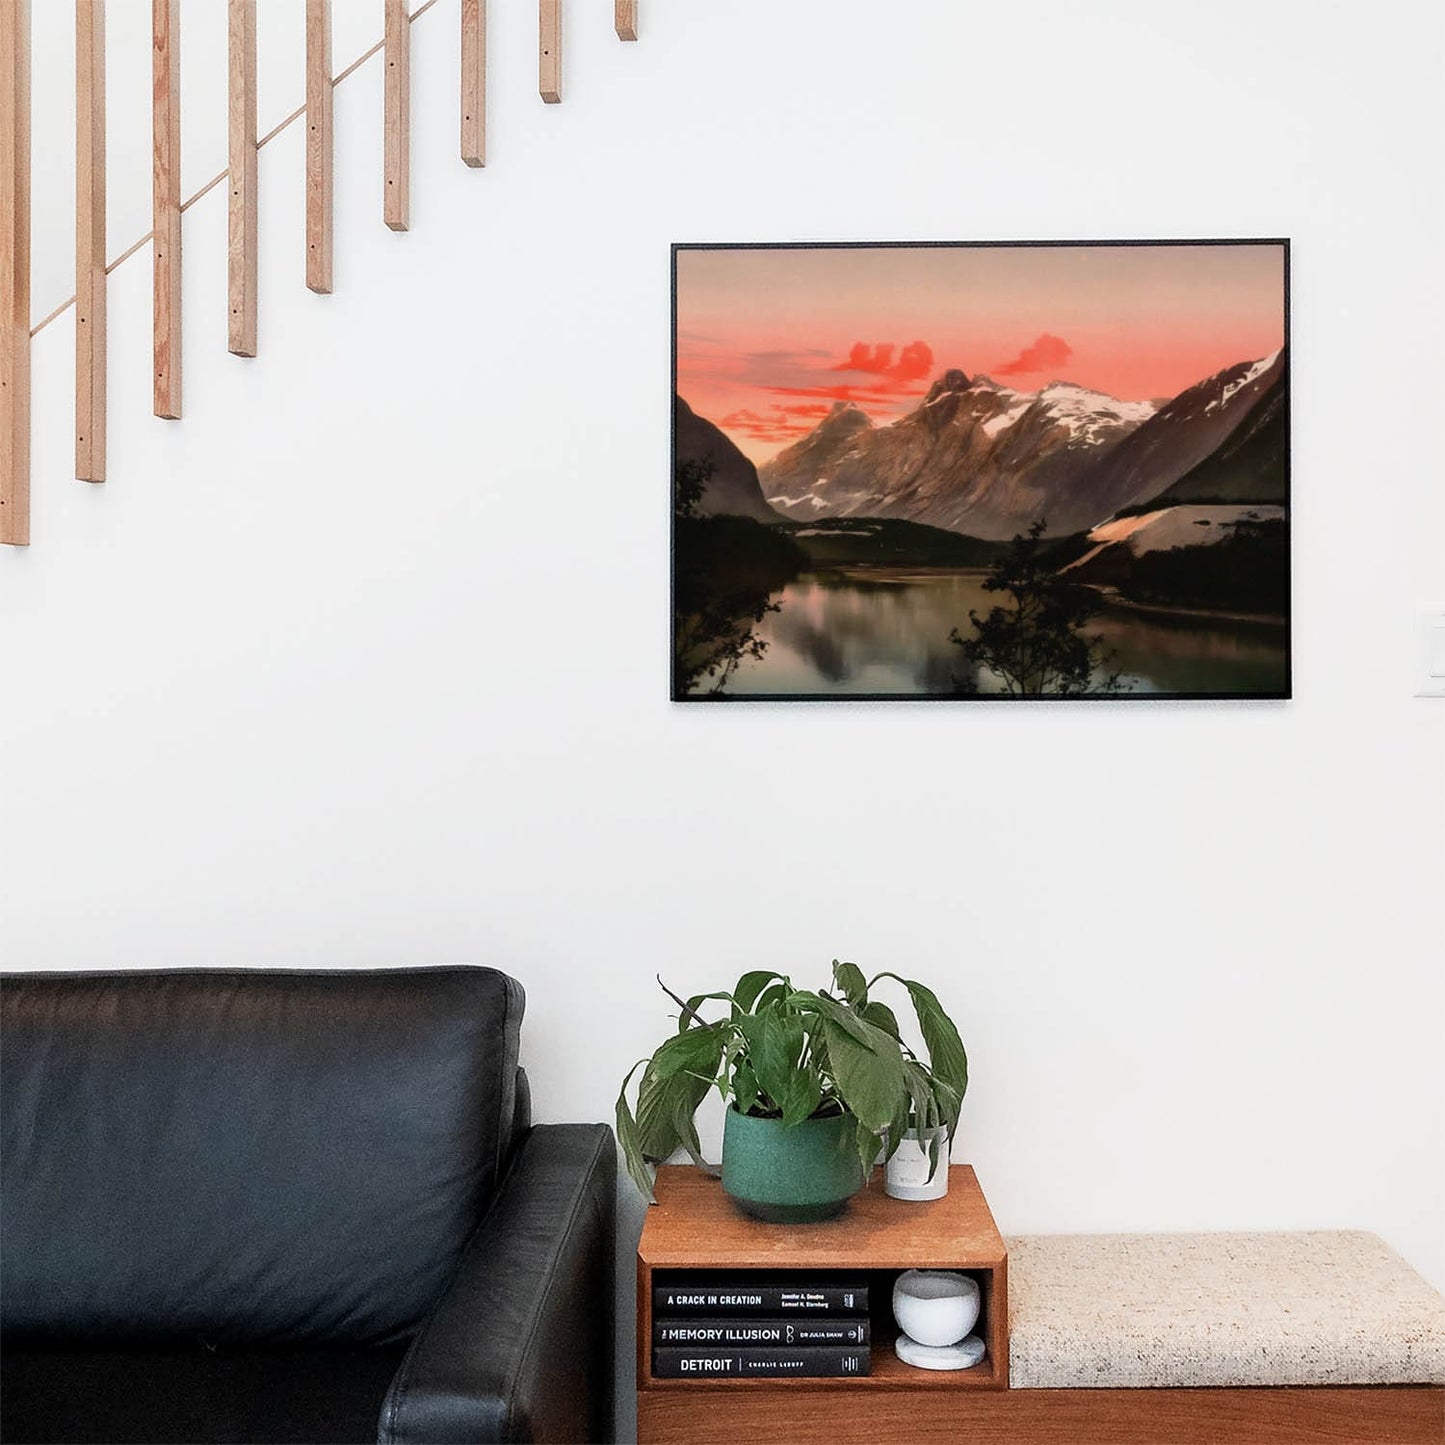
[76,1,106,479]
[153,0,181,419]
[228,0,258,356]
[384,0,410,230]
[461,0,485,167]
[306,0,333,293]
[0,0,29,543]
[540,0,561,104]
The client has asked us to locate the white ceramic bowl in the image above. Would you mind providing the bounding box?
[892,1269,980,1348]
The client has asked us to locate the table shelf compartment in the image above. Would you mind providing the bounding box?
[637,1165,1010,1438]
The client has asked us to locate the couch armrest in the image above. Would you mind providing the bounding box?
[379,1124,616,1445]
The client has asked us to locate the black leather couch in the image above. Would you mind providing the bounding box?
[0,968,616,1445]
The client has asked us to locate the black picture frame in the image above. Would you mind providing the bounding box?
[671,238,1291,702]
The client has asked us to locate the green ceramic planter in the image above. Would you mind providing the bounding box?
[721,1107,866,1223]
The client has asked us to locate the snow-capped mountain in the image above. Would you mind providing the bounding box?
[1146,361,1288,509]
[764,399,874,493]
[758,370,1158,538]
[1068,348,1287,521]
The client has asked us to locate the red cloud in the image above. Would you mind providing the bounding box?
[763,382,927,405]
[834,339,934,387]
[835,342,896,375]
[717,398,880,445]
[994,333,1073,377]
[892,340,934,382]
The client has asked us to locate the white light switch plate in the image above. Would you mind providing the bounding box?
[1419,609,1445,697]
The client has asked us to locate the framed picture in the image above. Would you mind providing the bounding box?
[672,240,1290,701]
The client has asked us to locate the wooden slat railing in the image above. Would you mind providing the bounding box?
[2,0,642,546]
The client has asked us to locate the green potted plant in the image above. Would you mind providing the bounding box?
[616,961,968,1222]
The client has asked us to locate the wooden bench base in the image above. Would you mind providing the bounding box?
[638,1384,1445,1445]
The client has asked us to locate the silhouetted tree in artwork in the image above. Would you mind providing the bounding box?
[949,519,1128,696]
[673,456,708,524]
[672,458,805,697]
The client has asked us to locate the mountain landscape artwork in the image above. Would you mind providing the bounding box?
[672,241,1290,700]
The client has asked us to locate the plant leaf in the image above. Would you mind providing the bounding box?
[803,991,882,1049]
[647,1022,728,1082]
[732,970,786,1016]
[855,1115,882,1180]
[927,1123,944,1182]
[732,1057,760,1116]
[881,1091,911,1168]
[637,1065,711,1161]
[616,1060,656,1202]
[754,982,789,1014]
[808,1030,840,1113]
[832,960,868,1007]
[900,1061,952,1183]
[779,1065,823,1129]
[634,1067,678,1160]
[820,1015,904,1132]
[874,973,969,1103]
[676,992,734,1033]
[902,1060,935,1134]
[931,1075,963,1140]
[861,1000,901,1041]
[737,1006,801,1113]
[636,1023,724,1158]
[671,1086,708,1170]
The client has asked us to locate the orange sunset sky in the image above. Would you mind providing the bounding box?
[676,244,1287,462]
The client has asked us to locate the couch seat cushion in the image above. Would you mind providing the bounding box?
[1,1343,407,1444]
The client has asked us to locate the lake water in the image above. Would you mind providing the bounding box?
[719,568,1288,697]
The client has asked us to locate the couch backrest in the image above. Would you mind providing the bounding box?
[0,967,523,1347]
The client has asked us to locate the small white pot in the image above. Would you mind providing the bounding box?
[892,1269,981,1348]
[884,1126,949,1201]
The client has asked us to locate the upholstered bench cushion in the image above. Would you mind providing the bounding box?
[1004,1230,1445,1389]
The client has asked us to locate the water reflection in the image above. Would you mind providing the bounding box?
[719,568,1287,697]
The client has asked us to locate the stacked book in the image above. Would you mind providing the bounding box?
[652,1276,871,1378]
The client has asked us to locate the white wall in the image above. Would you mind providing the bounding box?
[5,0,1443,1400]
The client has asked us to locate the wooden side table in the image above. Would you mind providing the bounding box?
[636,1164,1008,1445]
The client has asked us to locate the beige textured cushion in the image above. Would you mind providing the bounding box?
[1004,1230,1445,1388]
